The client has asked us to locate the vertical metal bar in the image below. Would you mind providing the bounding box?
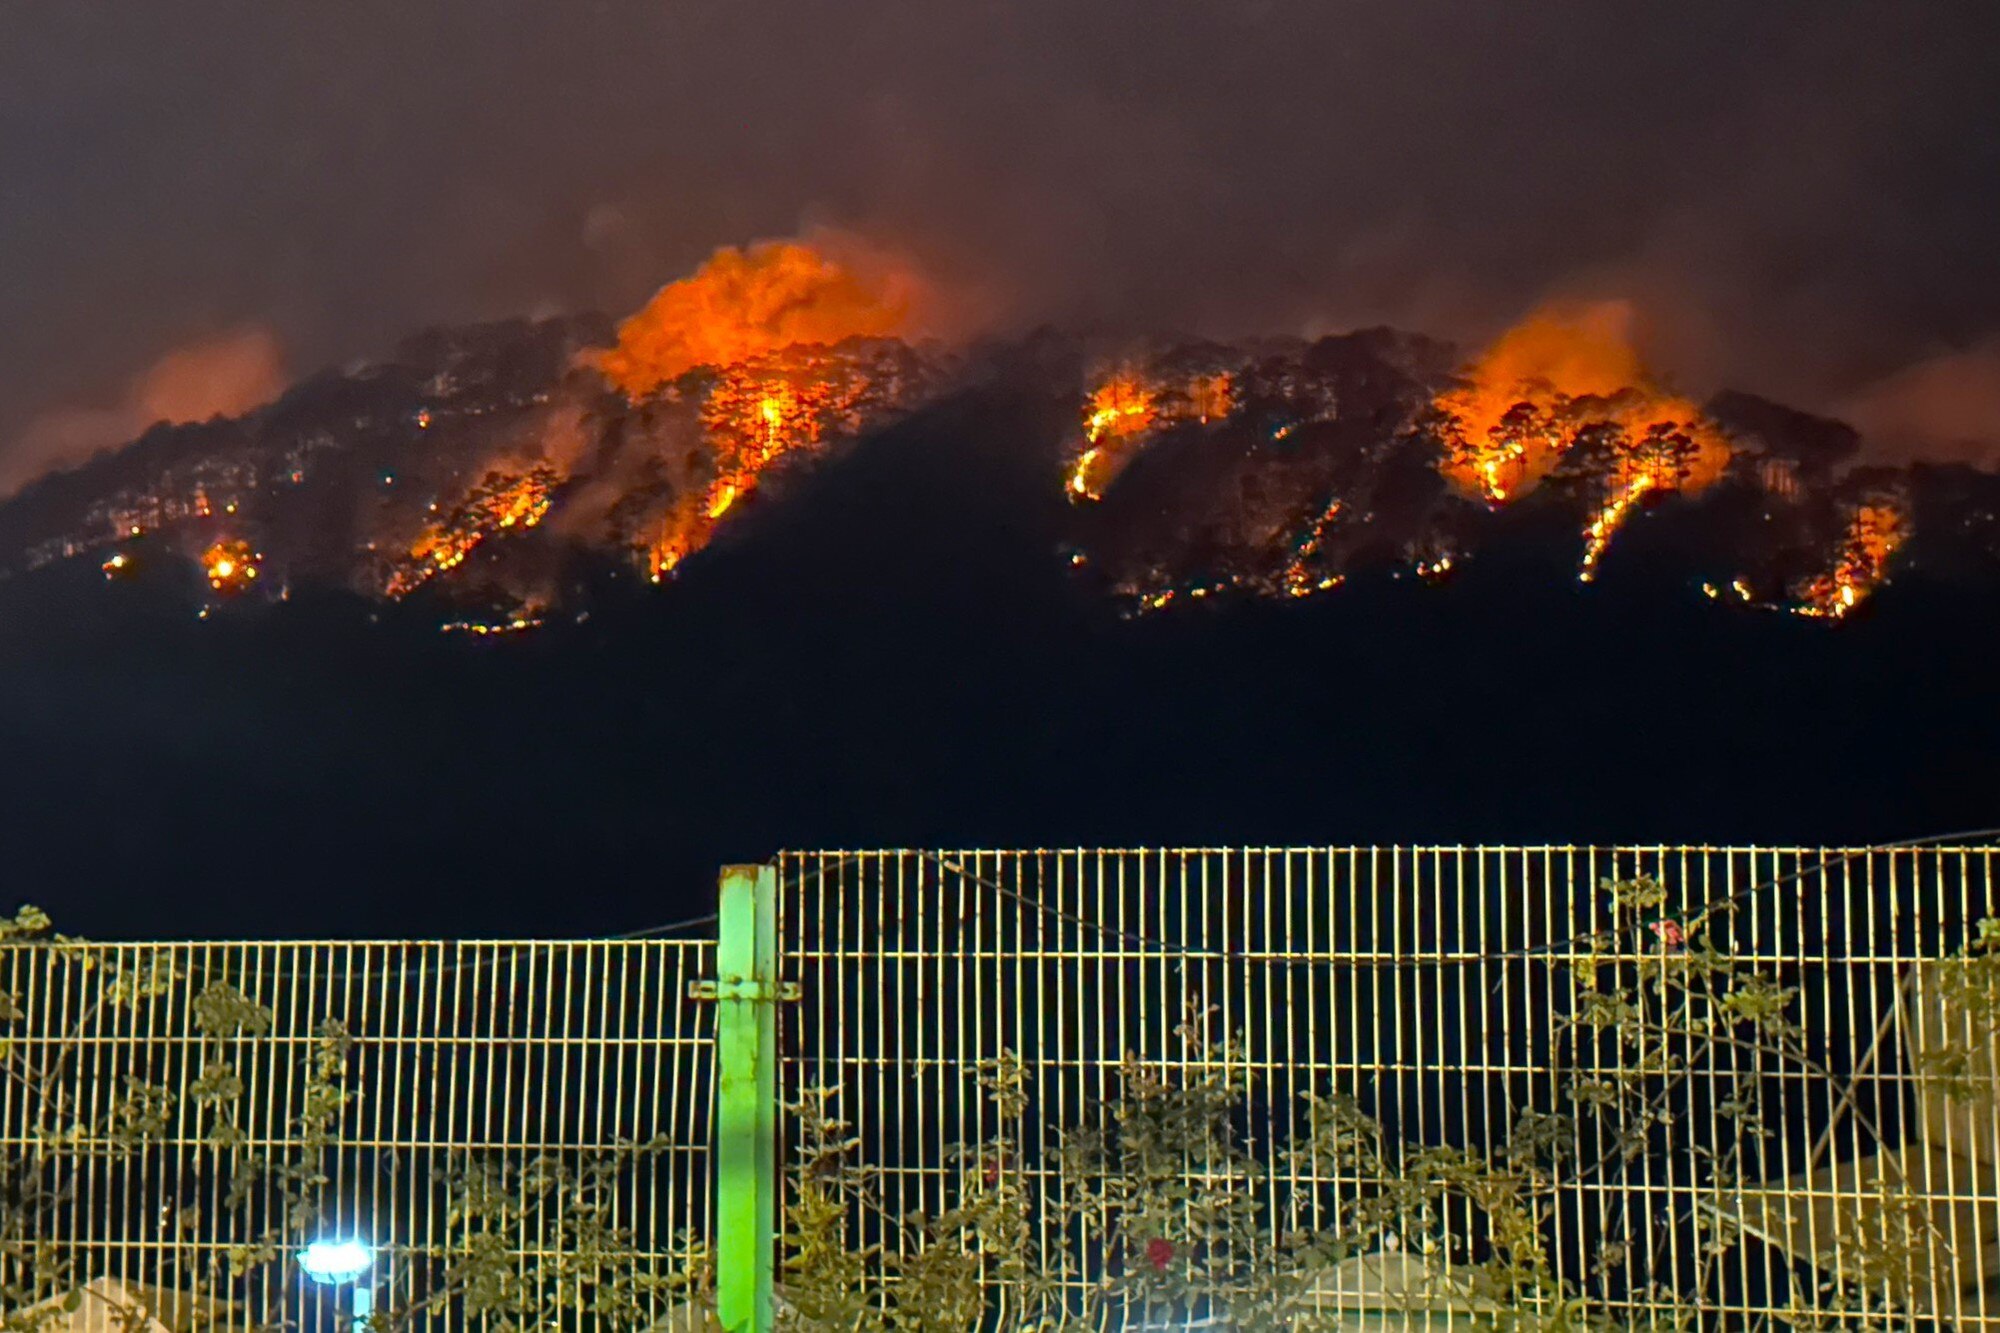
[714,863,779,1333]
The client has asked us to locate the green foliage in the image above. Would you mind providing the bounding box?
[1916,915,2000,1100]
[0,926,307,1332]
[375,1137,683,1332]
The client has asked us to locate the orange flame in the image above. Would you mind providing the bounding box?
[1794,499,1907,619]
[1432,299,1731,575]
[1437,301,1718,500]
[1576,412,1732,581]
[1066,369,1235,502]
[389,469,554,596]
[594,236,926,399]
[202,539,259,593]
[1069,375,1159,501]
[1281,498,1346,598]
[645,347,923,581]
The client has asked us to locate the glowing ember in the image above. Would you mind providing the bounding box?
[1281,498,1345,597]
[1794,499,1907,619]
[202,539,259,593]
[441,611,544,636]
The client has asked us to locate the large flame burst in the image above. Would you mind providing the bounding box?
[594,236,924,399]
[1794,498,1907,619]
[1433,300,1731,577]
[587,235,936,581]
[361,238,943,602]
[1067,368,1235,502]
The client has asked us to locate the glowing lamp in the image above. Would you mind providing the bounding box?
[300,1238,376,1327]
[299,1239,371,1285]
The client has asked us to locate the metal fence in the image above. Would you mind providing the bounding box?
[779,846,2000,1329]
[9,847,2000,1331]
[0,939,713,1331]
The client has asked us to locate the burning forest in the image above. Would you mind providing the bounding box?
[2,242,1996,632]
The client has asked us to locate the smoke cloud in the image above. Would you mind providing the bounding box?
[592,232,937,398]
[1838,340,2000,468]
[3,2,1998,475]
[6,326,286,497]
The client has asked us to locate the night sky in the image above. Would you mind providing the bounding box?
[9,1,2000,461]
[4,3,2000,938]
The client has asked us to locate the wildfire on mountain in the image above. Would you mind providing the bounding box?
[645,340,943,580]
[386,468,555,596]
[1432,300,1730,578]
[0,266,1969,634]
[1793,497,1907,619]
[1067,366,1237,502]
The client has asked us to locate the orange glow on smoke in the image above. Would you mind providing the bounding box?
[578,235,939,582]
[1794,500,1907,619]
[1436,301,1719,501]
[1433,300,1731,576]
[1436,301,1641,500]
[202,539,259,593]
[594,237,925,399]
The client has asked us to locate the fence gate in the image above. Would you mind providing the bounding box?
[775,846,2000,1330]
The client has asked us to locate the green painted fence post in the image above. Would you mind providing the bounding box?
[711,863,781,1333]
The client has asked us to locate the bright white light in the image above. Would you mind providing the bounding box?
[299,1239,372,1285]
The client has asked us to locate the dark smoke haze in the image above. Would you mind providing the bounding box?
[6,1,2000,487]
